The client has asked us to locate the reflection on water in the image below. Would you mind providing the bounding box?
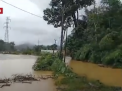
[0,54,56,91]
[70,60,122,87]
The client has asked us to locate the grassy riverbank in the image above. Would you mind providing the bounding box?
[33,53,122,91]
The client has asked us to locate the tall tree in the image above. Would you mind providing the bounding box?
[43,0,94,29]
[0,40,5,51]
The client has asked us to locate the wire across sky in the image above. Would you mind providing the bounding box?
[0,0,43,18]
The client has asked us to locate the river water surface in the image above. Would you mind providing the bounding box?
[0,54,56,91]
[70,60,122,87]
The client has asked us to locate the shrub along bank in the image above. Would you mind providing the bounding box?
[32,53,54,70]
[33,54,122,91]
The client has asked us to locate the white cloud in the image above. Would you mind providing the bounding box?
[0,0,62,45]
[0,0,109,45]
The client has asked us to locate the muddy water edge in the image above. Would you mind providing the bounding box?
[0,54,56,91]
[69,60,122,87]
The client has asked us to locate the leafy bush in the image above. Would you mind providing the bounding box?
[118,44,122,50]
[74,49,82,60]
[33,53,55,70]
[102,49,122,66]
[74,44,91,61]
[99,31,119,50]
[51,57,76,78]
[89,52,102,63]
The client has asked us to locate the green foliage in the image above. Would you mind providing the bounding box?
[43,0,94,29]
[102,49,122,67]
[22,49,34,55]
[89,52,102,63]
[0,40,16,52]
[0,40,5,51]
[118,44,122,50]
[66,26,89,58]
[34,44,58,51]
[51,58,76,78]
[99,31,119,50]
[75,44,91,61]
[33,52,76,78]
[61,0,122,68]
[42,0,122,69]
[33,53,55,70]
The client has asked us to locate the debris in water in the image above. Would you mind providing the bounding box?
[0,74,55,88]
[0,83,11,88]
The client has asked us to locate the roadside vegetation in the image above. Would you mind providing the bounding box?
[33,53,54,70]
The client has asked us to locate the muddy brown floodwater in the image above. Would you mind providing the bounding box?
[1,54,122,91]
[69,60,122,87]
[0,54,56,91]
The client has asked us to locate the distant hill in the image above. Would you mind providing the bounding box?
[15,43,35,50]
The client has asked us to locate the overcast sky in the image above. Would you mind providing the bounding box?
[0,0,101,45]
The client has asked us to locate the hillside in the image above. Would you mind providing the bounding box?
[15,43,34,50]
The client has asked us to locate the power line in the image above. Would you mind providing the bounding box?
[0,0,43,18]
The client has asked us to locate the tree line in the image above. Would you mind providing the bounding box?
[20,44,58,55]
[0,39,58,55]
[34,44,58,51]
[43,0,122,68]
[0,39,15,52]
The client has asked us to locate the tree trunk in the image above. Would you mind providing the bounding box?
[77,10,79,26]
[72,13,77,28]
[93,1,98,43]
[64,29,68,62]
[60,4,65,60]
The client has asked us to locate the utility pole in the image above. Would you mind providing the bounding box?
[63,29,68,62]
[54,39,56,47]
[38,39,39,46]
[4,17,11,43]
[53,39,57,54]
[93,1,98,43]
[59,3,64,60]
[38,39,41,53]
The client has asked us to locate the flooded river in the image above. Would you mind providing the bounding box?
[70,60,122,87]
[1,54,122,91]
[0,54,56,91]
